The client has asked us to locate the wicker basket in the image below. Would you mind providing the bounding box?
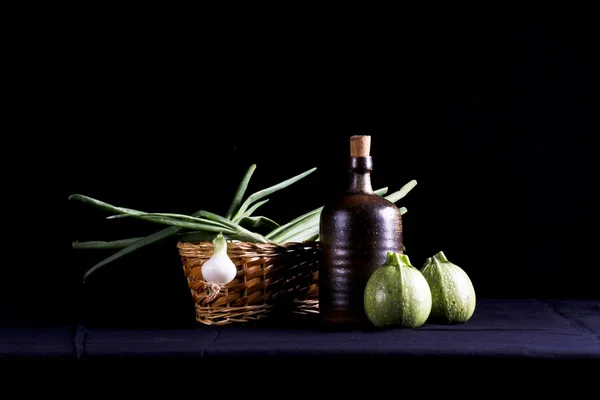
[178,240,320,325]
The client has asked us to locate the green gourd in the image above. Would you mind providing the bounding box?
[420,251,476,324]
[364,252,432,329]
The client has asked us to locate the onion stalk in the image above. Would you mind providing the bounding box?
[69,165,317,282]
[70,166,416,284]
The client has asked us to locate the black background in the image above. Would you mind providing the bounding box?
[4,3,598,328]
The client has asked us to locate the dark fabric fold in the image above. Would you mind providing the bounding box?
[546,299,600,336]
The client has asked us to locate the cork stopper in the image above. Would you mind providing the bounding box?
[350,135,371,157]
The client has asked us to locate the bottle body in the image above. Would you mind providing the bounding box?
[318,156,403,327]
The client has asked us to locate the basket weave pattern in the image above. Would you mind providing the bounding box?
[178,240,319,325]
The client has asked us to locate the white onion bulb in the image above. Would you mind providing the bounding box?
[201,233,237,285]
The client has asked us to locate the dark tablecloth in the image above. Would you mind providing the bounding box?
[2,299,598,372]
[0,326,78,371]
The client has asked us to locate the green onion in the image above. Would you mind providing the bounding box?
[81,226,181,283]
[374,187,389,197]
[225,164,256,219]
[72,238,143,250]
[235,198,270,221]
[70,165,416,282]
[126,215,235,234]
[236,215,280,232]
[69,166,317,280]
[269,216,320,244]
[284,230,320,243]
[265,208,322,241]
[384,180,417,204]
[68,194,144,216]
[107,212,235,232]
[194,209,268,243]
[231,167,317,222]
[108,212,225,227]
[109,209,267,243]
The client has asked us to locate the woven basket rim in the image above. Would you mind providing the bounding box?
[178,240,319,261]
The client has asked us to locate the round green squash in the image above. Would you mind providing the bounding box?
[364,252,432,329]
[420,251,476,324]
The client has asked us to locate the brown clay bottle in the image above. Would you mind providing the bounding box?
[318,135,403,327]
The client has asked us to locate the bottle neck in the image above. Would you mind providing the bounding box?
[348,156,374,194]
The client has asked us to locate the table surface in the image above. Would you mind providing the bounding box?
[1,299,598,370]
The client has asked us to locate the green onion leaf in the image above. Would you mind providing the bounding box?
[269,215,320,244]
[234,198,269,222]
[232,167,317,221]
[225,164,256,219]
[134,215,235,233]
[384,180,417,204]
[237,215,280,232]
[265,208,321,240]
[82,226,181,283]
[107,212,232,230]
[282,230,320,243]
[72,238,143,250]
[374,187,389,196]
[69,194,146,216]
